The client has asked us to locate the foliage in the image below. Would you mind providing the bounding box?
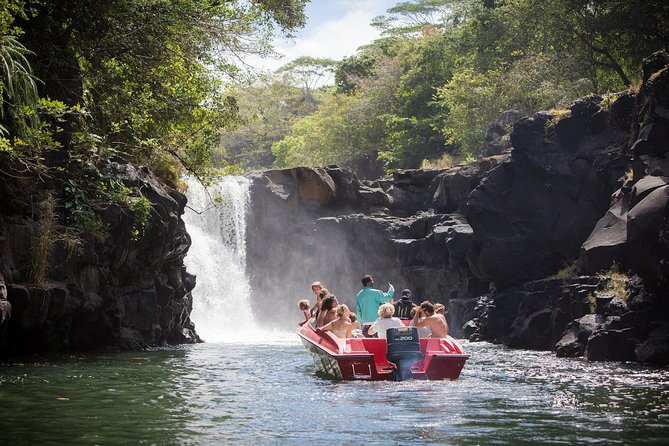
[128,195,151,241]
[421,152,455,170]
[266,0,669,170]
[218,75,313,169]
[0,34,39,138]
[600,263,629,302]
[276,56,338,113]
[1,0,307,184]
[63,179,98,233]
[29,193,56,286]
[371,0,461,37]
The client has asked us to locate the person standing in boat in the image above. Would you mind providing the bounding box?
[367,303,404,340]
[393,289,415,320]
[355,274,394,337]
[411,301,449,338]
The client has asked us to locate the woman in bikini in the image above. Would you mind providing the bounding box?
[321,304,354,338]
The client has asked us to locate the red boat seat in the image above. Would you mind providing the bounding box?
[345,338,367,353]
[361,338,391,369]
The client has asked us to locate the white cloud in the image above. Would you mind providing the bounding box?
[247,0,396,73]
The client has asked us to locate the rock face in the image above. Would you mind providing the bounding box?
[465,52,669,363]
[467,95,630,288]
[246,160,505,332]
[581,51,669,289]
[248,52,669,364]
[0,159,200,355]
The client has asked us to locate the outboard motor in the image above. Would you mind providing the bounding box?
[386,327,423,381]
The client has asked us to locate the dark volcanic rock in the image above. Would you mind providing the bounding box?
[555,314,603,358]
[469,276,605,350]
[586,329,637,362]
[581,52,669,291]
[245,165,495,329]
[0,158,200,355]
[635,323,669,363]
[467,97,629,288]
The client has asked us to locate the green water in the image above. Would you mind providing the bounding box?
[1,338,668,445]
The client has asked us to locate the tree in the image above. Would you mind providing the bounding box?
[6,0,308,182]
[218,75,307,169]
[371,0,461,37]
[276,56,338,112]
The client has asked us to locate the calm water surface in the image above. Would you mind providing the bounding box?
[1,338,668,445]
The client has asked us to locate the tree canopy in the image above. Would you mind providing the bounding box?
[258,0,669,172]
[0,0,307,184]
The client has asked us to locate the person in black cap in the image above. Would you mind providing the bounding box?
[393,289,415,320]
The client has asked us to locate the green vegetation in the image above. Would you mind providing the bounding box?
[0,0,308,285]
[600,263,629,303]
[223,0,669,173]
[1,0,307,183]
[29,194,56,286]
[588,263,630,313]
[552,262,578,280]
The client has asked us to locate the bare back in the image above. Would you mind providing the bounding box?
[426,314,449,338]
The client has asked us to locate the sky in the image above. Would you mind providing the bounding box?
[250,0,398,72]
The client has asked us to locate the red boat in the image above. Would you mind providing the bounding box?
[297,323,469,381]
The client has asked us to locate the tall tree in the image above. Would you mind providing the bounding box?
[7,0,307,181]
[276,56,338,112]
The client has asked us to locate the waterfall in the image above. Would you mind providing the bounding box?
[183,176,259,342]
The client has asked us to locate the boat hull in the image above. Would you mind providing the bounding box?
[298,324,469,381]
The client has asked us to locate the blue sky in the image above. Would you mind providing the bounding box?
[253,0,398,71]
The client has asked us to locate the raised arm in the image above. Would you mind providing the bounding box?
[385,283,395,301]
[412,307,427,328]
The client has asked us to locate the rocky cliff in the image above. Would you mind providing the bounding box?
[0,157,200,355]
[246,52,669,363]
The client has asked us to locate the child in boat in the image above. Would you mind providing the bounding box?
[309,282,323,315]
[368,303,404,340]
[298,299,311,326]
[321,304,354,338]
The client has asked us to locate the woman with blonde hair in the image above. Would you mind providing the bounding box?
[321,304,354,338]
[368,303,404,339]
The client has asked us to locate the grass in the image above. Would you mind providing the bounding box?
[552,262,578,280]
[588,263,629,313]
[421,153,455,169]
[29,194,56,286]
[547,108,571,125]
[602,263,629,302]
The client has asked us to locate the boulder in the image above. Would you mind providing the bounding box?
[555,314,603,357]
[586,329,637,361]
[581,197,629,273]
[635,323,669,363]
[627,185,669,242]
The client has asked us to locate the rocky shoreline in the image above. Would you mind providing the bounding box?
[1,52,668,362]
[246,52,669,364]
[0,159,200,355]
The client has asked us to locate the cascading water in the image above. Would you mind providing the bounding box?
[183,176,260,342]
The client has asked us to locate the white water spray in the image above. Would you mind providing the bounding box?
[183,176,295,345]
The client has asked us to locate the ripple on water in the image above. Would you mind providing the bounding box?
[1,340,669,445]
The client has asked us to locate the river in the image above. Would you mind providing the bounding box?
[1,176,668,444]
[1,339,668,445]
